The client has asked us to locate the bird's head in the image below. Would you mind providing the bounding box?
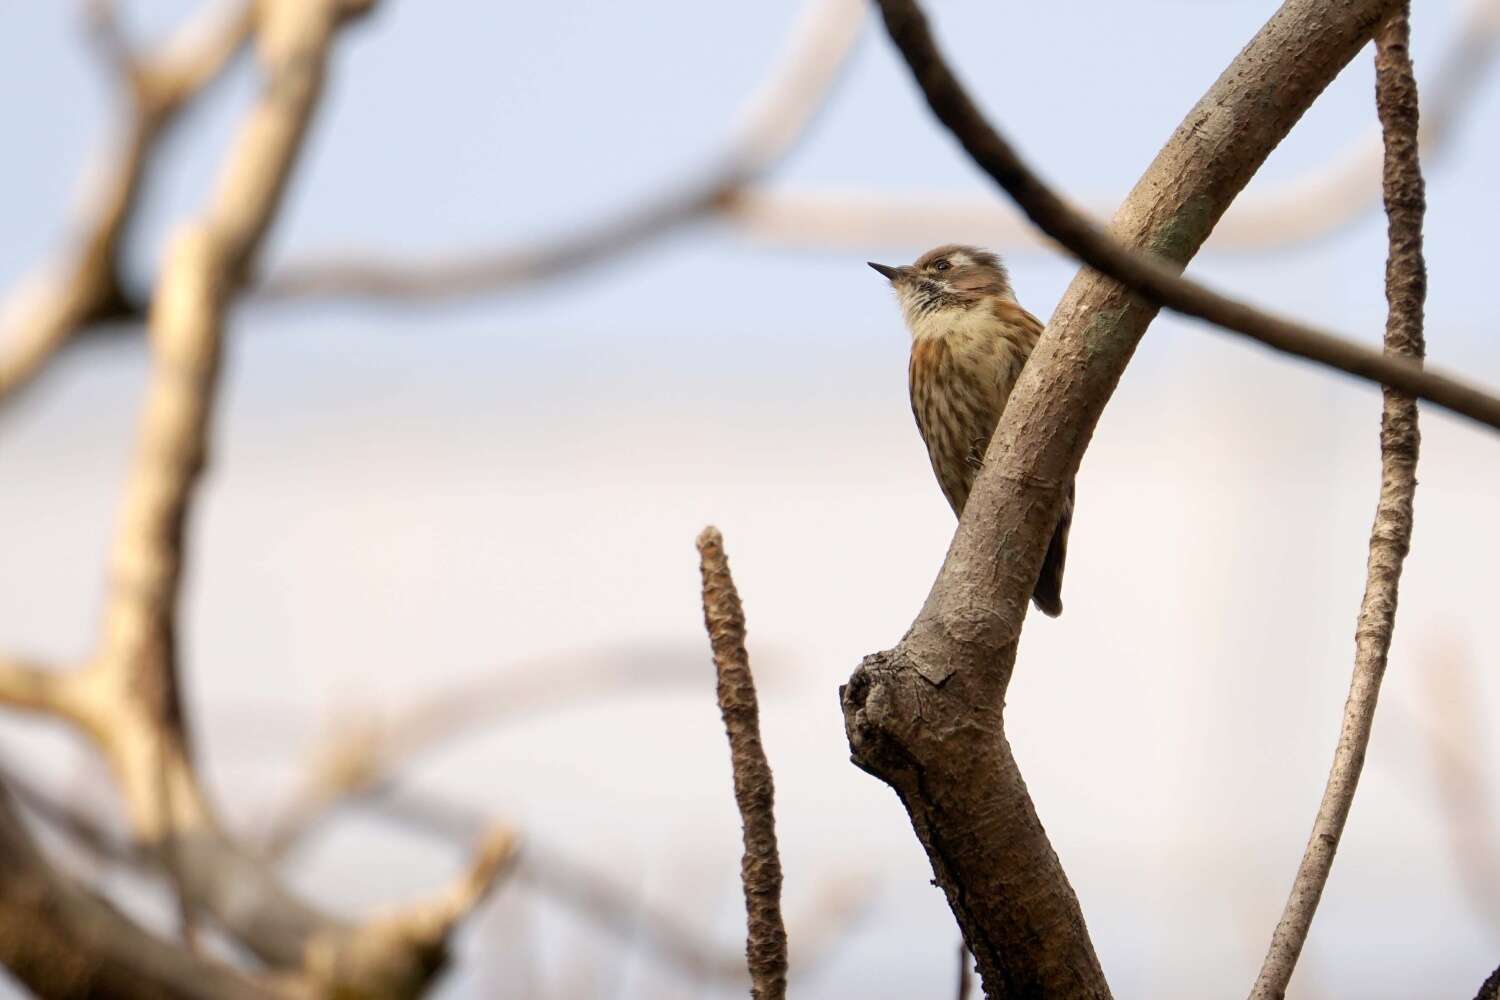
[868,244,1014,331]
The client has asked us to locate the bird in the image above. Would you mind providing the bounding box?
[868,244,1071,617]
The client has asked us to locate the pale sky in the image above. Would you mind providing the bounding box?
[2,2,1498,997]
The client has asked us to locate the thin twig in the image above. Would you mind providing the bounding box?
[359,782,869,986]
[1249,6,1426,997]
[873,0,1500,433]
[696,527,788,1000]
[956,940,972,1000]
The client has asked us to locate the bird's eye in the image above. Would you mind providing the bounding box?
[932,259,951,272]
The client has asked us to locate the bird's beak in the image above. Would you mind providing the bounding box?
[867,261,907,283]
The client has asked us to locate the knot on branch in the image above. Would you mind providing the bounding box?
[841,646,994,788]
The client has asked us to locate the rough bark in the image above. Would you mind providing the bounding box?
[698,527,789,1000]
[1249,6,1425,996]
[845,0,1399,996]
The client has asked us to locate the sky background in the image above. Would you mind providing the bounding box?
[2,1,1499,997]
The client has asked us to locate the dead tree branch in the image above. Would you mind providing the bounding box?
[697,527,788,1000]
[0,0,252,409]
[1250,8,1426,993]
[844,0,1400,995]
[872,0,1499,433]
[256,0,863,303]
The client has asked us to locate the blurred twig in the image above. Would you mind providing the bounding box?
[1250,7,1427,996]
[0,0,252,410]
[729,0,1500,252]
[955,941,972,1000]
[697,526,788,1000]
[0,2,521,994]
[257,642,748,859]
[256,0,865,303]
[363,782,870,987]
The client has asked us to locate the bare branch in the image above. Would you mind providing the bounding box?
[0,0,252,409]
[0,780,276,1000]
[844,0,1400,995]
[873,0,1500,433]
[696,527,787,1000]
[255,0,864,302]
[1250,8,1426,995]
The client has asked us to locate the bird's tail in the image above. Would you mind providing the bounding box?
[1031,481,1073,618]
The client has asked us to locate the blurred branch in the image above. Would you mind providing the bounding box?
[874,0,1500,432]
[0,779,276,1000]
[842,0,1398,995]
[254,0,864,302]
[0,0,252,410]
[1251,8,1426,996]
[362,783,869,988]
[729,0,1500,252]
[257,643,738,859]
[0,654,84,716]
[697,527,788,1000]
[0,1,518,994]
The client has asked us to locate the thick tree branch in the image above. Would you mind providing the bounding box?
[845,0,1401,996]
[1249,7,1426,996]
[0,0,251,409]
[697,527,788,1000]
[872,0,1499,433]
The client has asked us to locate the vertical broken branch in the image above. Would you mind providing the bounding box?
[697,527,788,1000]
[1249,5,1426,997]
